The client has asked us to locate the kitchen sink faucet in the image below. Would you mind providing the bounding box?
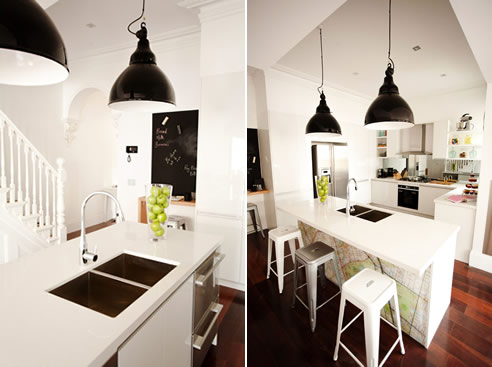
[346,178,358,218]
[80,191,125,264]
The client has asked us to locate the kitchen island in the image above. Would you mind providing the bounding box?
[278,197,459,348]
[0,221,222,366]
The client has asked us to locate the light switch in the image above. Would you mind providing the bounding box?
[128,178,136,186]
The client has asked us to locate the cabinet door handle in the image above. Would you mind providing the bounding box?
[193,303,223,350]
[195,253,225,287]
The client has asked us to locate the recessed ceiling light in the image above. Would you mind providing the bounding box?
[440,73,447,77]
[412,45,421,51]
[86,23,96,28]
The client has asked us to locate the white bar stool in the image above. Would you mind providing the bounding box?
[267,225,304,293]
[167,215,186,230]
[333,268,405,367]
[291,241,342,332]
[247,203,265,238]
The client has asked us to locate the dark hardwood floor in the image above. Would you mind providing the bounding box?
[203,286,245,367]
[247,230,492,367]
[67,219,116,240]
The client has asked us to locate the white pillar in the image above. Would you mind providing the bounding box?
[56,158,67,242]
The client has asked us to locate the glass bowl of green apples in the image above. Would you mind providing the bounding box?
[146,183,173,240]
[315,175,329,204]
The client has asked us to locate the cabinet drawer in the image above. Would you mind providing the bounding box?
[193,302,223,367]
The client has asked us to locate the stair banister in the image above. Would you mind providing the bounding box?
[56,158,66,243]
[8,126,15,203]
[16,135,22,203]
[0,120,6,189]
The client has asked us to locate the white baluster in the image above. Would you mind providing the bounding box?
[52,171,56,239]
[16,135,22,203]
[0,120,6,188]
[8,127,15,203]
[56,158,67,243]
[24,146,30,215]
[31,152,37,217]
[45,166,50,231]
[38,160,43,226]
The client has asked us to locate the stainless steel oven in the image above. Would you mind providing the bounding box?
[193,251,225,367]
[397,184,419,210]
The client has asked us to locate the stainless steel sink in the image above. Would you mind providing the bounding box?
[337,205,372,216]
[49,271,147,317]
[94,253,176,287]
[48,253,177,317]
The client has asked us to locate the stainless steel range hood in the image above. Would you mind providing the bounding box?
[399,124,432,155]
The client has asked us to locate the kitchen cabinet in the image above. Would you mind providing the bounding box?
[418,186,452,216]
[387,130,401,157]
[118,275,193,367]
[432,120,448,159]
[371,180,397,207]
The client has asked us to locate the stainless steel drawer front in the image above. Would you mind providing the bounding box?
[193,303,223,367]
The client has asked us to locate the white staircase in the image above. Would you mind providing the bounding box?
[0,110,66,264]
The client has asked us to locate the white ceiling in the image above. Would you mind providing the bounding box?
[275,0,485,99]
[45,0,200,60]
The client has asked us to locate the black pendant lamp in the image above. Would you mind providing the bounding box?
[109,0,176,112]
[365,0,414,130]
[305,27,342,137]
[0,0,69,86]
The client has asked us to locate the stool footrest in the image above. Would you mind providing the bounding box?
[316,291,340,310]
[381,314,398,331]
[379,338,402,367]
[341,311,364,334]
[340,342,365,367]
[269,268,294,278]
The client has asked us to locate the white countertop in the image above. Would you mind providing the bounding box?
[372,177,457,189]
[434,185,477,210]
[277,197,459,276]
[0,222,222,367]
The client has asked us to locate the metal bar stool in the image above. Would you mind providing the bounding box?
[333,268,405,367]
[267,225,304,293]
[247,203,265,238]
[167,215,186,230]
[291,241,342,332]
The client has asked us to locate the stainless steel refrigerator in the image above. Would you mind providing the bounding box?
[311,142,349,199]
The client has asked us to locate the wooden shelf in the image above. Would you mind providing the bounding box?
[448,144,481,147]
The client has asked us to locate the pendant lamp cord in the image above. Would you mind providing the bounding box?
[128,0,146,35]
[387,0,394,69]
[317,27,324,95]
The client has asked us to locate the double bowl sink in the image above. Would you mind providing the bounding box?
[337,205,393,222]
[49,253,177,318]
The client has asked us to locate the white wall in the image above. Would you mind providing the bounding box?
[262,68,376,226]
[64,33,201,223]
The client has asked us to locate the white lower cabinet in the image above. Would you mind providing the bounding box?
[118,275,193,367]
[418,186,452,216]
[371,180,398,207]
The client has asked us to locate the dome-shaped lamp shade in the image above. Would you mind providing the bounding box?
[0,0,69,86]
[365,66,414,130]
[109,26,175,113]
[305,92,342,138]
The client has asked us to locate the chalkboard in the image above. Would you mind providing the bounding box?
[247,128,262,189]
[151,110,199,196]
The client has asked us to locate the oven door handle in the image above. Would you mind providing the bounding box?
[193,303,223,350]
[195,253,226,287]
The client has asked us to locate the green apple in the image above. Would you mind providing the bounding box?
[162,200,169,208]
[157,213,167,223]
[161,186,170,197]
[152,204,163,214]
[157,195,167,205]
[148,211,157,221]
[151,186,161,197]
[154,228,164,237]
[150,222,161,232]
[147,195,157,205]
[320,196,327,203]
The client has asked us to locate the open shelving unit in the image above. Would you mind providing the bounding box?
[377,130,387,158]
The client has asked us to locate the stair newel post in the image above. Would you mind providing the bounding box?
[45,166,50,232]
[38,159,43,226]
[52,171,56,239]
[8,126,15,203]
[56,158,67,243]
[16,135,22,203]
[31,152,37,218]
[24,146,30,215]
[0,120,6,189]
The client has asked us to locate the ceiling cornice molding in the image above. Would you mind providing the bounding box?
[69,25,201,64]
[178,0,243,23]
[271,64,373,101]
[36,0,59,9]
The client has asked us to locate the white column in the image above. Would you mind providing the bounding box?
[56,158,67,242]
[8,127,15,202]
[24,146,30,215]
[38,160,43,226]
[31,152,37,216]
[16,135,22,202]
[45,166,50,229]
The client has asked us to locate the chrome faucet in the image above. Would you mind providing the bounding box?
[80,191,125,264]
[346,178,358,217]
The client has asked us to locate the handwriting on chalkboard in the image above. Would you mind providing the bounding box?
[164,149,182,166]
[184,164,196,177]
[154,127,169,148]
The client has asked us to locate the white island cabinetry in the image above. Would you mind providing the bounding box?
[371,180,397,207]
[118,275,193,367]
[418,186,452,216]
